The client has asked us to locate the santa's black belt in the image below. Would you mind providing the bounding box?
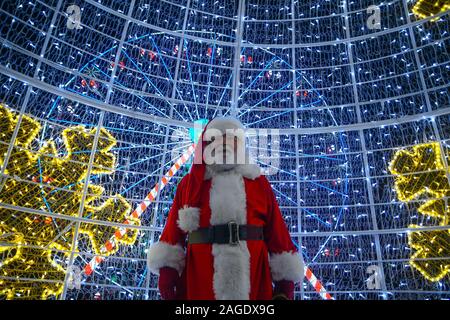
[188,221,264,245]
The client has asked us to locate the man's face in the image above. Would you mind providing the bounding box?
[202,128,246,166]
[205,133,239,164]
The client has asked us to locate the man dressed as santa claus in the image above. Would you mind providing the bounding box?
[147,116,304,300]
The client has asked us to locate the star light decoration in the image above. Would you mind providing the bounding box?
[0,104,140,299]
[389,142,450,282]
[412,0,450,20]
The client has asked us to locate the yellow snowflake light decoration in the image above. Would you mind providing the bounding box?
[412,0,450,21]
[0,104,140,299]
[389,142,450,282]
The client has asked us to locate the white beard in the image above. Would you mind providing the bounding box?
[205,146,255,180]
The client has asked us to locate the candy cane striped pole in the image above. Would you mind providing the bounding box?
[305,266,333,300]
[84,144,196,275]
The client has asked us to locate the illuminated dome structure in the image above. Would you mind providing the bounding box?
[0,0,449,300]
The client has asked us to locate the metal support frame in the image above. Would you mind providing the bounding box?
[2,64,450,134]
[61,0,136,299]
[0,0,448,301]
[145,0,192,300]
[230,0,246,117]
[342,0,388,298]
[290,0,305,301]
[0,0,63,192]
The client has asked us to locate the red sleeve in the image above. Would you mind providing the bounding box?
[261,175,297,254]
[260,176,304,283]
[159,175,189,247]
[147,175,190,275]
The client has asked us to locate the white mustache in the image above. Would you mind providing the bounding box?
[213,145,234,155]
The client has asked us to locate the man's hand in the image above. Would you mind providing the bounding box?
[273,280,294,300]
[158,266,180,300]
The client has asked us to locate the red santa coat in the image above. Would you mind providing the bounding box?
[147,163,304,300]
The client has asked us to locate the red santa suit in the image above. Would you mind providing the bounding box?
[147,117,304,300]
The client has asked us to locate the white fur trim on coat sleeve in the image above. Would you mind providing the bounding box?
[177,207,200,232]
[147,241,185,275]
[269,251,304,282]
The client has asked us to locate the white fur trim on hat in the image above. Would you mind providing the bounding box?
[177,206,201,232]
[207,116,245,133]
[269,251,305,283]
[147,241,185,275]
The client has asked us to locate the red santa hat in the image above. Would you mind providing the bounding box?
[206,116,245,134]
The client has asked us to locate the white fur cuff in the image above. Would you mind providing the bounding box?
[269,251,304,282]
[177,207,201,232]
[147,241,185,275]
